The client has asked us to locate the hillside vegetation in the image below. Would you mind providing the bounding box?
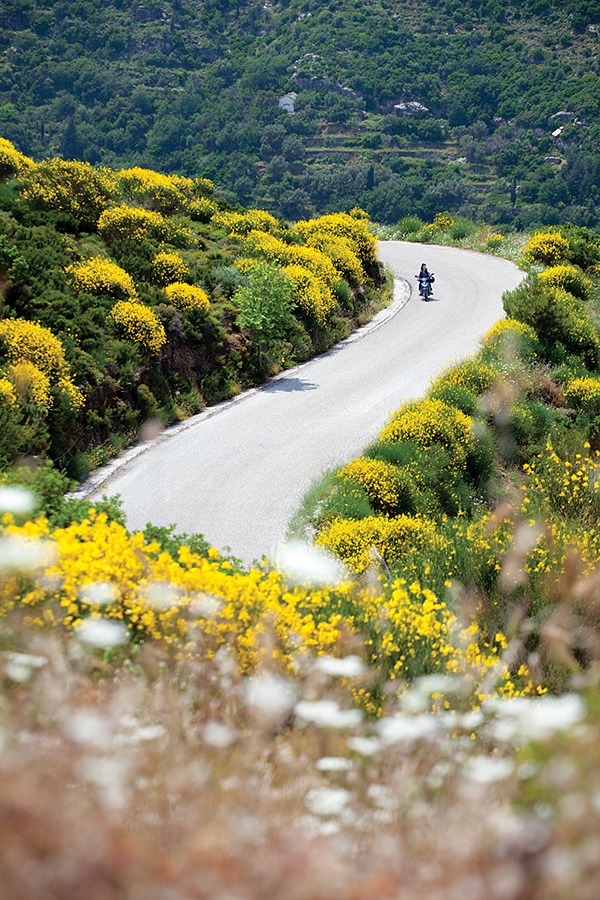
[1,0,599,226]
[3,28,600,888]
[0,139,386,479]
[2,213,600,899]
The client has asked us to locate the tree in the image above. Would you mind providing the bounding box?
[234,262,295,368]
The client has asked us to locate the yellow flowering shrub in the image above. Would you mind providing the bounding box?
[153,252,190,286]
[113,167,195,214]
[485,233,504,250]
[563,376,600,417]
[213,209,280,236]
[429,358,498,397]
[234,257,259,275]
[538,264,593,301]
[0,318,84,412]
[65,257,138,300]
[57,375,85,411]
[380,398,474,468]
[294,213,378,271]
[371,578,521,692]
[0,137,34,180]
[0,318,70,380]
[164,282,210,311]
[240,229,286,263]
[19,159,112,224]
[240,229,339,289]
[433,212,455,230]
[282,264,335,324]
[285,244,339,289]
[523,442,600,524]
[338,457,405,514]
[483,318,538,347]
[6,360,52,409]
[0,509,535,709]
[109,301,166,354]
[315,514,438,575]
[98,206,170,243]
[0,377,16,404]
[522,231,570,266]
[192,176,215,197]
[187,196,219,223]
[305,231,365,286]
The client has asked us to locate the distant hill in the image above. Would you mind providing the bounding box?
[1,0,600,226]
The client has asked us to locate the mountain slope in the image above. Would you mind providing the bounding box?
[1,0,599,224]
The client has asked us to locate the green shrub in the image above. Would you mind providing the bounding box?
[503,278,600,370]
[509,399,559,454]
[234,261,296,350]
[0,460,126,527]
[447,218,475,241]
[395,215,423,236]
[559,223,600,270]
[319,476,375,523]
[428,382,479,415]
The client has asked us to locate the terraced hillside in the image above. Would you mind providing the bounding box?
[0,0,599,225]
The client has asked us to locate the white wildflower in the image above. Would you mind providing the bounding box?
[304,786,352,817]
[314,654,366,678]
[0,486,37,515]
[273,539,348,586]
[295,699,363,729]
[74,617,129,648]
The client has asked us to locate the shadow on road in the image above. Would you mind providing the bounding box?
[263,376,318,393]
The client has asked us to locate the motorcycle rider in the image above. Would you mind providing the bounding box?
[416,262,434,300]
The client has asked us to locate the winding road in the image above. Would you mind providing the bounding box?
[79,242,524,566]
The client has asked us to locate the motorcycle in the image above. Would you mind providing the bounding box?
[415,272,435,301]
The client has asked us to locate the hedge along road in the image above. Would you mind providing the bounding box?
[79,242,524,567]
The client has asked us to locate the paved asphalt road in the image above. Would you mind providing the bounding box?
[80,242,524,566]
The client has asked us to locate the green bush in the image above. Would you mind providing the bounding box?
[503,278,600,370]
[395,215,423,236]
[447,218,476,241]
[0,460,126,527]
[428,382,479,416]
[509,399,560,455]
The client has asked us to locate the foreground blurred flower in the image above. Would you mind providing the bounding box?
[273,539,348,586]
[242,672,298,725]
[304,786,352,817]
[484,694,585,744]
[0,534,56,572]
[464,756,515,784]
[314,654,366,678]
[1,651,48,683]
[376,713,440,746]
[202,720,237,748]
[295,699,363,729]
[79,581,120,606]
[0,487,37,516]
[74,617,129,648]
[316,757,353,772]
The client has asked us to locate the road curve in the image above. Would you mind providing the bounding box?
[79,242,524,566]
